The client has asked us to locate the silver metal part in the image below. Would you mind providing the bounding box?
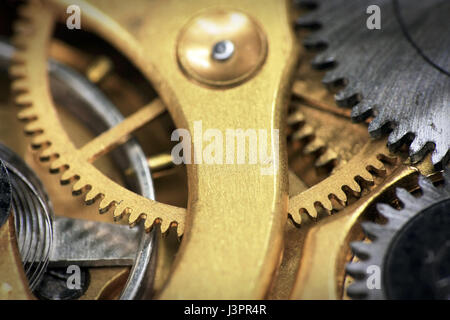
[50,217,141,267]
[0,160,11,229]
[346,169,450,299]
[295,0,450,167]
[212,40,235,61]
[0,40,158,299]
[0,144,54,291]
[48,60,158,300]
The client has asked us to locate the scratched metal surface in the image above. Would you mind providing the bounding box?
[0,160,11,228]
[296,0,450,166]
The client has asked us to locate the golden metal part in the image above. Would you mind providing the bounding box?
[148,153,175,173]
[289,139,395,223]
[289,165,419,299]
[12,4,186,234]
[0,215,33,300]
[81,268,129,300]
[86,56,113,83]
[13,0,298,299]
[177,9,267,88]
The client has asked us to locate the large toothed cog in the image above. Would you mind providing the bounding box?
[295,0,450,167]
[346,168,450,299]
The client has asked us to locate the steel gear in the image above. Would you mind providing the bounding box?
[11,2,186,235]
[346,168,450,299]
[295,0,450,167]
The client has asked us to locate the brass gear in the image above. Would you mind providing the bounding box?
[11,3,186,235]
[286,46,398,223]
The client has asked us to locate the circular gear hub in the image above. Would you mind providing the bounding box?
[177,9,268,88]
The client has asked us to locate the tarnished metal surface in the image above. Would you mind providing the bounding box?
[0,161,11,229]
[296,0,450,166]
[50,217,140,267]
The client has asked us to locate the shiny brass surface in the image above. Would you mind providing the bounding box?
[177,9,267,88]
[289,165,419,299]
[14,0,298,299]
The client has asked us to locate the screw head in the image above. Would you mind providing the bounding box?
[177,10,267,88]
[212,40,235,61]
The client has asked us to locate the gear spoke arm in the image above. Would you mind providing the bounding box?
[79,99,166,163]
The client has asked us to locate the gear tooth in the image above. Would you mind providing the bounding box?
[417,175,435,193]
[11,78,29,93]
[347,179,361,193]
[289,211,302,224]
[358,169,374,183]
[31,134,49,149]
[346,262,367,279]
[17,107,36,121]
[294,15,321,30]
[367,116,389,139]
[376,203,399,221]
[431,145,449,168]
[335,86,360,108]
[315,150,337,167]
[159,219,170,234]
[306,203,318,218]
[128,210,142,225]
[287,111,305,125]
[23,121,43,135]
[303,33,327,49]
[114,203,129,221]
[322,72,344,86]
[395,188,417,206]
[304,139,324,154]
[311,53,336,70]
[334,188,347,203]
[9,64,27,79]
[350,242,371,260]
[292,125,314,140]
[60,169,76,183]
[351,102,373,122]
[72,179,88,194]
[15,92,33,106]
[176,222,184,237]
[361,222,385,239]
[39,146,58,160]
[372,157,386,171]
[99,197,114,213]
[409,137,426,157]
[387,125,408,147]
[85,188,100,204]
[321,197,333,212]
[49,158,66,172]
[347,281,369,300]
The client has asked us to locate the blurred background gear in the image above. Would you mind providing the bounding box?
[346,169,450,300]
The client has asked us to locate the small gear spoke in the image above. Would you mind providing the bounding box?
[80,99,166,163]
